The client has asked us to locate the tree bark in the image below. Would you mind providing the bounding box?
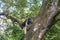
[24,0,59,40]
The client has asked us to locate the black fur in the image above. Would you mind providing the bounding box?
[20,18,32,28]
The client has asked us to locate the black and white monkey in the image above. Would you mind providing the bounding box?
[21,18,32,27]
[21,18,33,34]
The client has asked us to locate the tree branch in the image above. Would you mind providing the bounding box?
[58,7,60,11]
[55,19,60,22]
[3,12,22,27]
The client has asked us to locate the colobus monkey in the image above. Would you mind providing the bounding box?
[20,18,32,34]
[21,18,32,28]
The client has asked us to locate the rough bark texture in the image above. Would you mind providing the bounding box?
[24,0,59,40]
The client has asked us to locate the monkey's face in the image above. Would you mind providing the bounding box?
[27,18,33,25]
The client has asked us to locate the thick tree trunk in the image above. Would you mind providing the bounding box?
[24,0,59,40]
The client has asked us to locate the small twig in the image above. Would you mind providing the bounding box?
[55,19,60,22]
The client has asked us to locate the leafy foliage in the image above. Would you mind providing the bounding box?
[43,21,60,40]
[5,24,24,40]
[0,0,60,40]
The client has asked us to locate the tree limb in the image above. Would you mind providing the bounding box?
[58,7,60,11]
[3,12,22,27]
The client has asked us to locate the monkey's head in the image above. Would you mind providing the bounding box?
[20,18,33,28]
[26,18,32,25]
